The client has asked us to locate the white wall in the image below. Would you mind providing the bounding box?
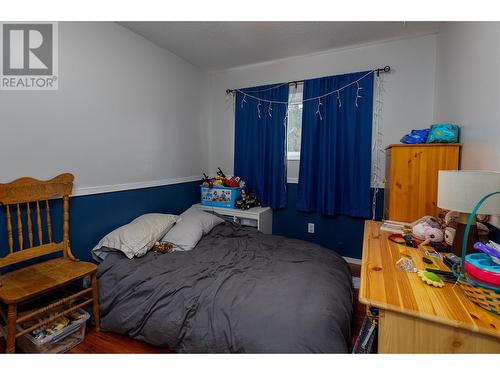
[434,22,500,171]
[434,22,500,228]
[206,34,438,181]
[0,22,209,192]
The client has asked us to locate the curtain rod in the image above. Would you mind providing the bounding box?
[225,65,390,94]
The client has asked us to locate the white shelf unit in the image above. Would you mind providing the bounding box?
[192,203,273,234]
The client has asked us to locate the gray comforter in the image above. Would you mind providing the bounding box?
[97,222,353,353]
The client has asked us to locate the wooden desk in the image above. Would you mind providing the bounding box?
[359,221,500,353]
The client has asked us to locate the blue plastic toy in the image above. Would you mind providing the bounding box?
[426,123,459,143]
[400,128,430,144]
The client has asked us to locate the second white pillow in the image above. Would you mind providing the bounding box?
[161,207,224,251]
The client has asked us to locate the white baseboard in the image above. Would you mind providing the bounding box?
[343,256,361,265]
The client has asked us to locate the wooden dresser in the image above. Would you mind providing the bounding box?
[384,144,460,222]
[359,221,500,353]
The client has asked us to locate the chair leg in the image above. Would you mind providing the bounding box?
[91,273,100,332]
[6,304,17,354]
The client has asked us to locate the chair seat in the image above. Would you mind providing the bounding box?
[0,258,97,304]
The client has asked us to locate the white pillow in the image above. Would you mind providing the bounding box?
[92,213,178,259]
[161,207,223,251]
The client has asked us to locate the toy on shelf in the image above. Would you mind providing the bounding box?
[202,173,213,188]
[202,168,246,189]
[200,169,259,209]
[400,128,430,144]
[235,188,260,210]
[426,123,460,143]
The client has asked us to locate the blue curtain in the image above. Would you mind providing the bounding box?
[297,71,374,218]
[234,84,289,209]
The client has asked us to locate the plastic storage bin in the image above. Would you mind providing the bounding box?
[200,185,241,208]
[16,308,90,354]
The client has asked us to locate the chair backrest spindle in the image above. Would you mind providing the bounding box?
[6,205,14,254]
[46,200,53,243]
[16,203,23,250]
[26,202,34,248]
[36,200,43,245]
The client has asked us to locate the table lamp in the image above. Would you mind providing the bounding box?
[437,170,500,257]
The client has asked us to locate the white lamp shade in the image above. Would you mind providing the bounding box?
[437,170,500,214]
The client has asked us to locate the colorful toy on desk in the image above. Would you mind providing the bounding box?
[475,241,500,265]
[422,256,440,270]
[474,241,500,262]
[417,270,445,288]
[388,233,418,248]
[444,227,456,246]
[442,211,490,246]
[412,216,444,245]
[443,253,461,270]
[464,244,500,287]
[395,257,417,273]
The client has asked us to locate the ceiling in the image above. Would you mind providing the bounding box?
[119,21,441,71]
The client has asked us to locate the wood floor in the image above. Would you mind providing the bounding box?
[68,328,171,354]
[1,262,365,354]
[0,327,171,354]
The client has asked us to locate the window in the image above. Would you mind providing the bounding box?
[286,82,303,160]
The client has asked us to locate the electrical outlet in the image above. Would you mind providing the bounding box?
[308,223,315,233]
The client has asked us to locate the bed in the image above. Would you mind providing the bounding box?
[96,220,354,353]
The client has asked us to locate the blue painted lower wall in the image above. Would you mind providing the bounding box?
[273,184,384,259]
[0,181,201,263]
[0,180,382,265]
[1,176,496,267]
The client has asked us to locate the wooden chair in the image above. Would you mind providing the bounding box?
[0,173,99,353]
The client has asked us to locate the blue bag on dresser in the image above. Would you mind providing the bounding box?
[426,123,460,143]
[400,128,430,144]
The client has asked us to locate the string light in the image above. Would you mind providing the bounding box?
[257,100,262,118]
[241,94,247,108]
[268,103,273,118]
[336,90,342,108]
[230,70,374,107]
[283,104,289,127]
[355,81,363,108]
[316,98,323,121]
